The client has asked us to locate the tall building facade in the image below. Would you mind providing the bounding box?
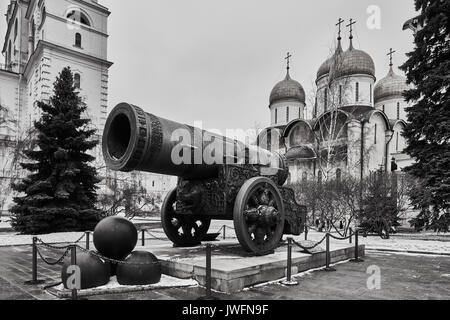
[0,0,176,212]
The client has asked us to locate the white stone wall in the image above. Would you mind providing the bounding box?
[375,97,408,121]
[315,75,375,115]
[365,112,388,173]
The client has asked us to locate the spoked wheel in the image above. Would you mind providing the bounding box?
[233,177,285,255]
[161,188,211,247]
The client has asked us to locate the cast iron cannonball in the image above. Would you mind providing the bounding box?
[116,251,162,286]
[93,216,138,260]
[61,251,111,290]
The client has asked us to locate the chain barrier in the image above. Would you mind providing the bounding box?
[35,238,72,251]
[292,235,327,251]
[72,233,87,244]
[328,233,353,241]
[144,229,168,241]
[36,246,71,266]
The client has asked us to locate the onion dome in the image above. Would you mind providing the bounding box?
[316,39,344,81]
[374,67,409,103]
[270,70,305,105]
[330,40,375,79]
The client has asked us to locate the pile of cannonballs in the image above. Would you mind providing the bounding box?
[62,216,162,290]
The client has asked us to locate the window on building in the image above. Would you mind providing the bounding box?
[75,33,82,47]
[286,107,289,123]
[382,105,385,113]
[374,124,377,145]
[336,169,342,182]
[397,102,400,119]
[314,97,317,118]
[370,84,373,103]
[396,132,399,151]
[66,10,91,26]
[74,73,81,89]
[324,89,328,111]
[356,82,359,102]
[339,85,342,105]
[275,109,278,124]
[299,107,301,119]
[152,181,155,187]
[7,41,11,64]
[14,19,18,40]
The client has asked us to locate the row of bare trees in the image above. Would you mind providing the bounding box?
[290,172,415,238]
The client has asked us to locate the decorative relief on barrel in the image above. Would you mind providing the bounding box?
[148,114,163,163]
[124,105,148,171]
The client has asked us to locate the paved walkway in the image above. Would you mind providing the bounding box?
[0,243,448,300]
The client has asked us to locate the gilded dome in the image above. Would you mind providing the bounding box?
[270,71,305,105]
[374,67,409,103]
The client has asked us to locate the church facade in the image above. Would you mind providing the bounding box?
[0,0,175,213]
[259,23,413,184]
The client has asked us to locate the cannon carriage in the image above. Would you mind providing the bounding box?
[102,103,306,255]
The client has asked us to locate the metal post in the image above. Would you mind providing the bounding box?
[304,226,308,241]
[25,237,44,285]
[197,244,219,300]
[223,225,226,240]
[141,229,145,246]
[70,245,78,300]
[350,230,364,263]
[85,232,90,250]
[324,233,336,272]
[281,237,298,286]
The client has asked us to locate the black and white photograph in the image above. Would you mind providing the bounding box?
[0,0,448,309]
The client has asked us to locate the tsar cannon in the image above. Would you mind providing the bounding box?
[102,103,306,255]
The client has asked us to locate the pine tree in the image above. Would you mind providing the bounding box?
[400,0,450,232]
[11,67,102,234]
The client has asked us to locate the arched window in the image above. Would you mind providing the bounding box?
[397,102,400,119]
[74,73,81,89]
[14,19,18,40]
[7,41,12,65]
[75,33,82,47]
[66,10,91,26]
[382,105,385,113]
[396,132,399,151]
[374,124,378,145]
[275,109,278,124]
[324,89,328,111]
[355,82,359,102]
[336,169,342,182]
[286,106,289,123]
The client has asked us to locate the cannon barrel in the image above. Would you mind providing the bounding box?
[102,103,288,182]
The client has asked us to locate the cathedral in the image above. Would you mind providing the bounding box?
[0,0,174,213]
[259,20,413,184]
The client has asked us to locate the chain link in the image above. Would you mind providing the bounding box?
[36,246,71,266]
[292,235,327,251]
[35,238,71,250]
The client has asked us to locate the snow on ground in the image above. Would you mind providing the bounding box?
[0,217,449,255]
[303,231,450,255]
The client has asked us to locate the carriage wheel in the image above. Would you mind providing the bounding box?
[233,177,285,255]
[161,188,211,247]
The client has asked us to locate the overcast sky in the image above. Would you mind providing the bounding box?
[1,0,418,133]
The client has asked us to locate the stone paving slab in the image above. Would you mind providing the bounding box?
[142,240,365,293]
